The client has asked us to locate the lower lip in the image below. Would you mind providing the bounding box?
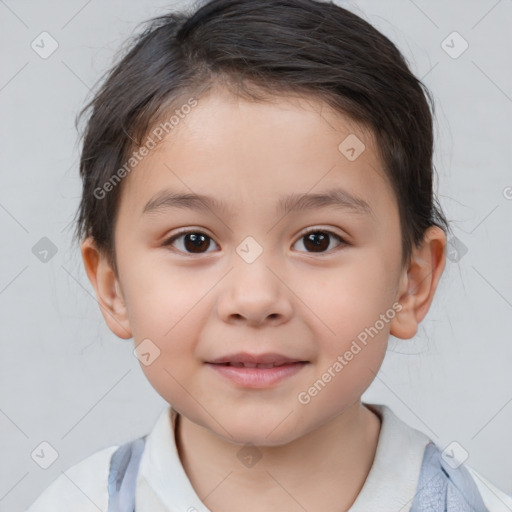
[206,362,308,388]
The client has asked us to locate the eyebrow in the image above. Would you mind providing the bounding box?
[141,187,373,218]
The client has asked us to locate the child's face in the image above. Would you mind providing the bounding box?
[87,86,426,445]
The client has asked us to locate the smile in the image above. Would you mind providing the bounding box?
[206,361,308,388]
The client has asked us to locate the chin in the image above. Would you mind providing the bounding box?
[224,430,295,448]
[213,415,307,448]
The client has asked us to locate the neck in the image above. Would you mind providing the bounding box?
[174,402,382,512]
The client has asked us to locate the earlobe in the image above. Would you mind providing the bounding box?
[390,226,447,340]
[81,237,132,340]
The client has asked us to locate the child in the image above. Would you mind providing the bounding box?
[27,0,512,510]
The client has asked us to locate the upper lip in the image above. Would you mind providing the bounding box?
[208,352,306,366]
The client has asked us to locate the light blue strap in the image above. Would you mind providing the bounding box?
[107,436,147,512]
[411,442,488,512]
[107,437,488,512]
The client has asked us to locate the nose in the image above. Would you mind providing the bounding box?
[216,260,294,328]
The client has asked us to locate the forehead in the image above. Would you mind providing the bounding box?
[118,88,395,222]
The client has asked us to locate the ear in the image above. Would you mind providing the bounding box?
[81,237,133,340]
[390,226,447,340]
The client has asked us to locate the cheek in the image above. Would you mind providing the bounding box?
[134,300,204,407]
[296,252,399,341]
[293,254,399,405]
[120,254,198,340]
[120,262,208,400]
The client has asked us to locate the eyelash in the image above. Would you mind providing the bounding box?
[162,228,348,256]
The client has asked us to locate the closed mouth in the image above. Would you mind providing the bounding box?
[210,361,306,369]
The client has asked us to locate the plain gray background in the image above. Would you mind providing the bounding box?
[1,0,511,510]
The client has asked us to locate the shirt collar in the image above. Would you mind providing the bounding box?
[136,402,432,512]
[348,403,431,511]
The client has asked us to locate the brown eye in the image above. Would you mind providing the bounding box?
[293,230,346,253]
[164,231,219,254]
[163,228,347,256]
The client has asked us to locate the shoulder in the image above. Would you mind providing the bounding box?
[416,441,512,512]
[26,444,120,512]
[465,466,512,512]
[366,404,512,512]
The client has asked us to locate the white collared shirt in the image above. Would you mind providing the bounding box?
[26,403,512,512]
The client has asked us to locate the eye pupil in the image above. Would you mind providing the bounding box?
[184,233,210,253]
[304,232,329,252]
[168,229,343,256]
